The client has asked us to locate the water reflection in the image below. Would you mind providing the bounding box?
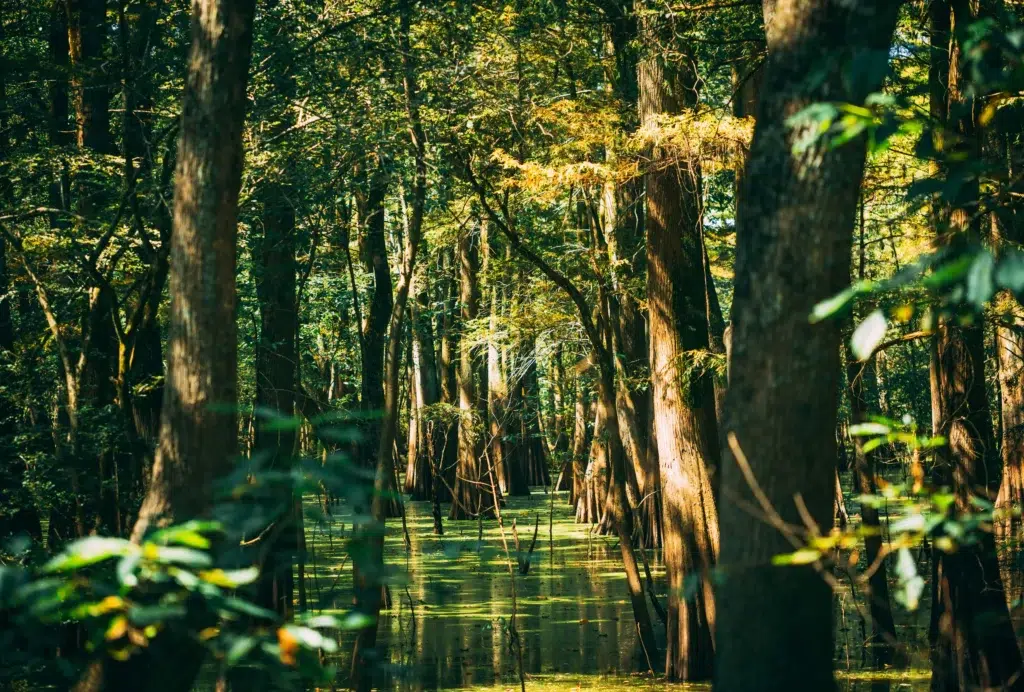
[305,492,929,691]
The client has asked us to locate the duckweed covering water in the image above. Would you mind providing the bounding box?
[298,491,930,691]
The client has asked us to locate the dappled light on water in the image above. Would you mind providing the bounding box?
[302,492,930,691]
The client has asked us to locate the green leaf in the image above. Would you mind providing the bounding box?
[199,567,259,588]
[851,310,888,361]
[965,251,995,307]
[996,248,1024,294]
[924,254,975,290]
[128,603,188,626]
[849,422,891,436]
[810,285,861,323]
[148,526,211,550]
[301,614,343,629]
[284,625,338,653]
[894,547,925,611]
[219,596,278,621]
[148,546,212,569]
[339,611,376,630]
[117,554,141,588]
[226,636,257,666]
[771,548,821,566]
[44,537,135,573]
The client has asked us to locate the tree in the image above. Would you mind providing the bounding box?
[715,1,903,690]
[449,221,499,519]
[639,6,720,680]
[926,2,1023,688]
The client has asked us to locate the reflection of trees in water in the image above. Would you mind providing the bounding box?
[326,496,656,690]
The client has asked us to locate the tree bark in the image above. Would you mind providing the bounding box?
[252,177,298,616]
[928,2,1024,689]
[131,0,255,537]
[77,1,255,690]
[66,0,112,154]
[639,9,719,680]
[716,2,903,690]
[450,223,499,519]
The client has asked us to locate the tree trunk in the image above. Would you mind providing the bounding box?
[518,343,550,488]
[450,223,499,519]
[639,10,719,680]
[407,269,442,501]
[437,250,460,498]
[716,2,903,690]
[251,174,298,616]
[79,0,256,690]
[570,377,590,506]
[66,0,112,153]
[928,2,1024,689]
[846,355,898,667]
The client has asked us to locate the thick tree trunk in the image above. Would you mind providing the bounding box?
[450,224,499,519]
[78,1,256,691]
[407,270,442,501]
[66,0,112,154]
[357,165,392,444]
[252,175,298,617]
[131,0,254,537]
[438,250,460,496]
[928,3,1024,689]
[518,344,550,488]
[639,11,719,680]
[716,2,902,690]
[570,378,591,506]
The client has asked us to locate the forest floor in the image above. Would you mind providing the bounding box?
[302,488,933,691]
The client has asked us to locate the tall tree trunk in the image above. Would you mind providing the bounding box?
[518,342,550,487]
[350,7,428,683]
[78,0,256,690]
[570,377,590,506]
[251,176,298,616]
[928,2,1024,689]
[716,2,903,690]
[450,223,498,519]
[66,0,112,154]
[639,9,719,680]
[407,269,442,501]
[357,164,392,441]
[436,250,460,501]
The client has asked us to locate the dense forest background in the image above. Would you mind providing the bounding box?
[2,0,1024,690]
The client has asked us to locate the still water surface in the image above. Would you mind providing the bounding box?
[304,491,930,691]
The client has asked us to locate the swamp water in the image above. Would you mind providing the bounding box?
[302,491,931,691]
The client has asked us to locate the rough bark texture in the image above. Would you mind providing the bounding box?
[77,1,256,690]
[450,224,498,519]
[928,3,1024,688]
[640,11,719,680]
[357,165,392,451]
[252,175,298,617]
[570,379,591,506]
[407,271,441,501]
[66,0,112,153]
[518,346,550,487]
[131,0,255,538]
[715,2,902,690]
